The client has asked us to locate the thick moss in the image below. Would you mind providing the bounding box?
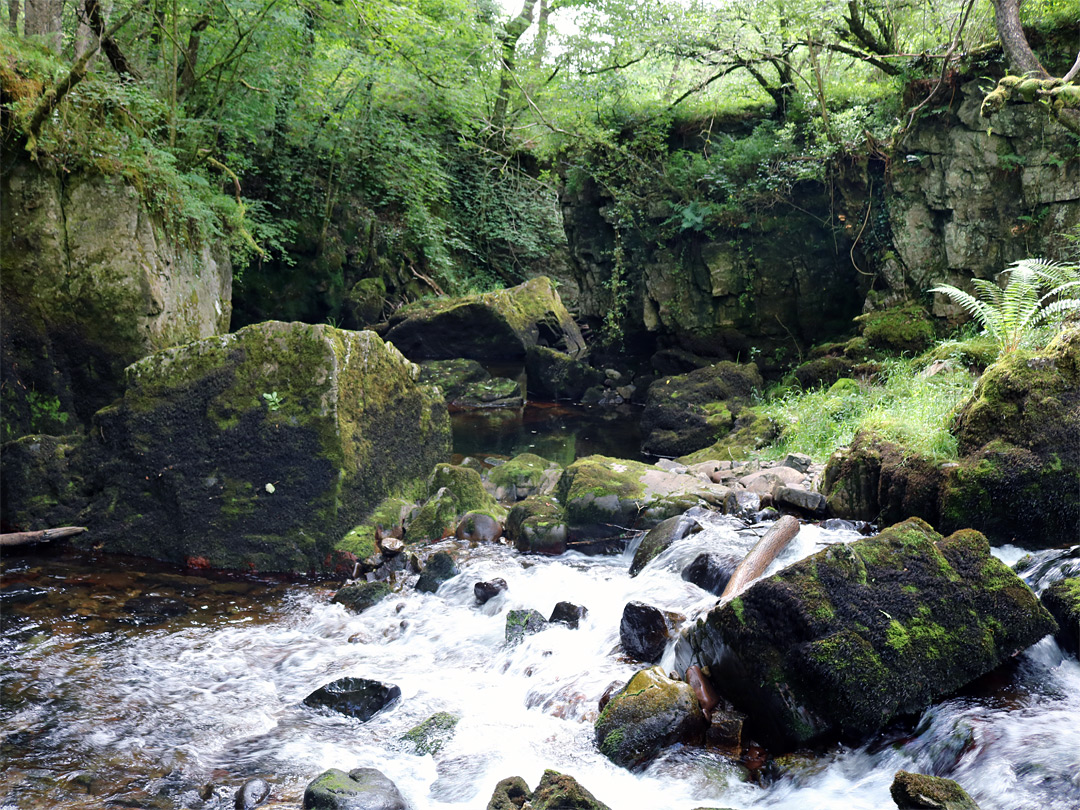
[407,488,460,544]
[890,771,980,810]
[1041,578,1080,655]
[427,463,502,516]
[855,302,936,354]
[336,495,418,559]
[678,411,778,464]
[488,452,561,498]
[530,770,612,810]
[506,495,568,555]
[687,518,1057,750]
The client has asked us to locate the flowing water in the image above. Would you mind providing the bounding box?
[2,523,1078,810]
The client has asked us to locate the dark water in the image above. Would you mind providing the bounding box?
[450,402,650,466]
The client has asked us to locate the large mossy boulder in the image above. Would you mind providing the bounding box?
[1041,578,1080,655]
[594,666,707,770]
[488,452,562,501]
[939,328,1079,546]
[1,322,450,572]
[525,345,605,401]
[302,767,409,810]
[507,495,569,555]
[381,277,585,361]
[640,362,763,457]
[486,772,610,810]
[681,518,1056,750]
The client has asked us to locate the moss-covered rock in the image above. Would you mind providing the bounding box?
[821,430,943,525]
[507,495,569,555]
[1,322,450,572]
[418,359,523,409]
[488,453,562,501]
[486,776,532,810]
[683,518,1057,750]
[640,362,763,457]
[890,771,980,810]
[505,608,547,644]
[336,496,418,560]
[302,767,407,810]
[416,550,459,593]
[525,345,606,401]
[381,276,585,361]
[678,411,779,464]
[332,581,391,613]
[855,302,936,354]
[594,666,707,770]
[629,514,703,577]
[427,464,502,516]
[0,433,90,531]
[940,328,1080,546]
[400,711,460,755]
[530,770,611,810]
[1041,578,1080,656]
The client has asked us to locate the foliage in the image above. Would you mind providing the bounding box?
[929,258,1080,356]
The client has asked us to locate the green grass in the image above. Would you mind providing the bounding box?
[755,358,976,463]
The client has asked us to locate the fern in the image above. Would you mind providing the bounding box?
[930,258,1080,355]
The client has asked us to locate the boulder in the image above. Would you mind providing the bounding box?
[619,601,680,663]
[681,518,1056,750]
[335,497,416,561]
[1041,578,1080,655]
[416,551,459,594]
[507,496,568,555]
[629,513,704,577]
[455,512,503,542]
[774,486,826,516]
[417,359,522,408]
[854,302,936,354]
[682,553,736,596]
[427,464,502,516]
[486,776,532,810]
[549,601,588,628]
[381,277,585,361]
[486,772,610,810]
[474,578,508,604]
[640,362,763,456]
[594,666,707,770]
[0,322,450,573]
[302,768,408,810]
[400,711,460,755]
[890,771,980,810]
[677,410,779,465]
[407,489,460,544]
[488,453,562,502]
[234,777,271,810]
[303,678,401,721]
[505,608,547,645]
[332,582,391,614]
[939,328,1080,547]
[525,346,606,401]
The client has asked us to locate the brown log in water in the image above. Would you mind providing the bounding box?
[0,526,87,547]
[720,515,800,600]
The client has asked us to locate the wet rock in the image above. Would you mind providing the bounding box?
[525,346,606,402]
[682,553,735,596]
[303,677,401,721]
[629,514,703,577]
[507,496,568,555]
[418,359,522,409]
[505,608,547,645]
[120,596,191,626]
[332,582,391,614]
[620,601,681,663]
[549,601,588,628]
[640,362,763,457]
[407,488,459,544]
[381,276,585,361]
[737,467,805,493]
[530,769,611,810]
[474,578,508,605]
[234,777,271,810]
[486,776,532,810]
[890,771,980,810]
[302,767,408,810]
[0,583,49,605]
[455,512,503,543]
[774,486,826,516]
[594,666,707,770]
[416,551,459,594]
[681,518,1057,750]
[488,453,562,502]
[1041,578,1080,656]
[704,706,746,751]
[400,711,460,755]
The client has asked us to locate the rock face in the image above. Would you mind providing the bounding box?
[1,160,232,440]
[381,276,585,361]
[681,518,1056,750]
[640,362,763,457]
[594,666,707,770]
[1,322,451,572]
[302,768,408,810]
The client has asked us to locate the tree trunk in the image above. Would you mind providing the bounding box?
[721,515,801,600]
[8,0,19,34]
[24,0,63,51]
[492,0,538,131]
[990,0,1049,78]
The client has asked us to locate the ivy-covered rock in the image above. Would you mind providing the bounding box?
[525,346,606,401]
[681,518,1056,750]
[1,322,450,573]
[940,328,1079,547]
[302,767,408,810]
[640,362,763,457]
[381,276,585,361]
[594,666,707,770]
[1041,578,1080,656]
[488,453,562,502]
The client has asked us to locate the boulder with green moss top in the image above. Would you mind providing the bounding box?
[488,452,562,501]
[525,346,605,401]
[302,767,408,810]
[507,495,569,555]
[428,464,502,516]
[1041,578,1080,655]
[418,359,523,409]
[677,411,779,465]
[822,430,943,526]
[890,771,980,810]
[332,581,391,614]
[336,496,417,560]
[640,362,763,457]
[680,517,1056,750]
[594,666,707,770]
[855,302,936,354]
[381,277,585,361]
[2,322,450,573]
[486,771,610,810]
[939,328,1079,547]
[558,455,733,551]
[400,711,460,755]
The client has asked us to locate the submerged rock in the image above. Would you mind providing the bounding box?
[120,596,190,626]
[681,518,1057,750]
[303,677,401,721]
[890,770,980,810]
[302,767,408,810]
[594,666,707,770]
[332,582,391,614]
[418,359,522,409]
[505,608,547,645]
[415,551,459,594]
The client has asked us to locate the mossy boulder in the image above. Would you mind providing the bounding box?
[940,328,1080,546]
[381,276,585,361]
[682,518,1056,750]
[505,608,547,644]
[0,433,90,531]
[525,345,605,401]
[855,302,936,354]
[488,452,562,501]
[400,711,460,755]
[822,430,943,526]
[332,582,391,614]
[2,322,451,572]
[407,488,459,544]
[1041,578,1080,655]
[427,464,502,516]
[486,772,610,810]
[507,495,569,555]
[336,496,417,560]
[418,359,522,409]
[678,411,779,464]
[594,666,707,770]
[302,767,408,810]
[890,771,980,810]
[640,362,763,457]
[416,550,459,593]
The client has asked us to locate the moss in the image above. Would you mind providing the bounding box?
[427,463,500,515]
[886,619,911,652]
[489,453,559,492]
[400,711,460,755]
[855,302,936,354]
[730,597,746,625]
[678,411,778,464]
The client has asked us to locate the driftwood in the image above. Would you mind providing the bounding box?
[0,526,87,547]
[721,515,801,600]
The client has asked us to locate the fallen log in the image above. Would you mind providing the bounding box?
[720,515,800,600]
[0,526,87,547]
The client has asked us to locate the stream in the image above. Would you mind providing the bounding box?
[2,422,1079,810]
